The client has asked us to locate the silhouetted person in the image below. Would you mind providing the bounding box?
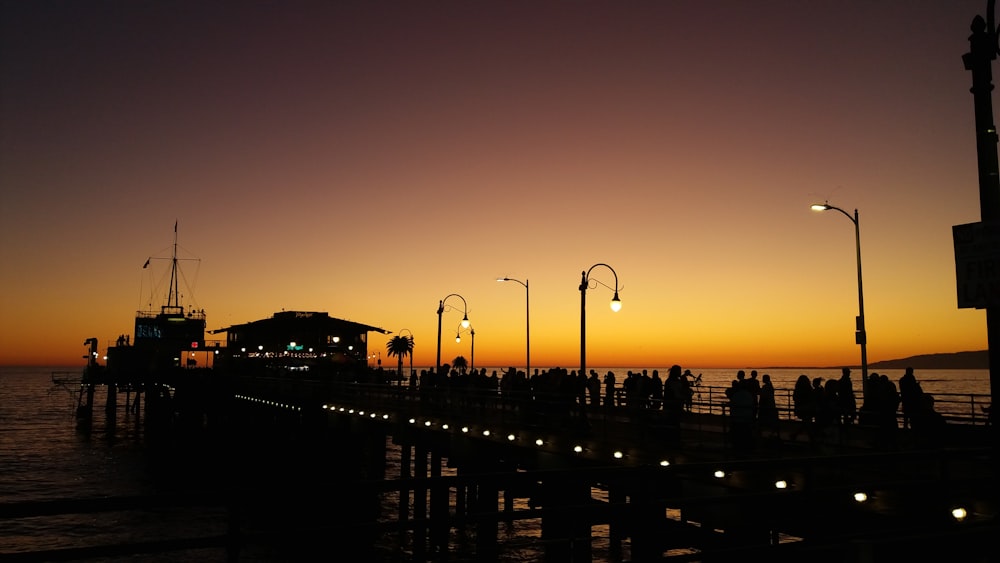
[817,378,842,443]
[726,379,754,451]
[910,392,946,446]
[681,369,698,411]
[623,371,638,409]
[864,372,900,449]
[811,377,828,425]
[838,368,857,425]
[898,367,922,429]
[662,365,685,423]
[649,369,663,410]
[879,373,901,428]
[757,373,780,440]
[587,370,601,409]
[603,371,616,408]
[791,374,816,442]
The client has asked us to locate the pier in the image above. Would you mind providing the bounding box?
[21,370,995,562]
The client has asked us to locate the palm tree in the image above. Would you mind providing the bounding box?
[386,334,414,380]
[452,355,468,374]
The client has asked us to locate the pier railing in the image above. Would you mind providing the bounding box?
[685,384,991,426]
[227,375,991,460]
[337,377,990,428]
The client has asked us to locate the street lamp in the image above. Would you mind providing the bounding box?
[498,276,529,377]
[437,293,470,372]
[456,323,476,371]
[811,201,868,398]
[580,264,622,383]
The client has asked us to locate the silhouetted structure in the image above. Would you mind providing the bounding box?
[213,310,389,379]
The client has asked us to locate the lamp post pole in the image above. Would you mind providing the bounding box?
[498,277,530,377]
[455,324,475,371]
[812,202,868,399]
[580,264,622,383]
[437,294,469,373]
[963,1,1000,457]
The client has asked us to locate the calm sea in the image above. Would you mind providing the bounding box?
[0,365,991,561]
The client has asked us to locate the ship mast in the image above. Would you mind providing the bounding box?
[165,220,181,314]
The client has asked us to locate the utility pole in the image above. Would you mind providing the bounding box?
[962,0,1000,455]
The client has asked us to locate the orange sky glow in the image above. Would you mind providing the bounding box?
[0,2,995,370]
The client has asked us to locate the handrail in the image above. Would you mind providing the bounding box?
[231,375,991,430]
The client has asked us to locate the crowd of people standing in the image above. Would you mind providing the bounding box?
[717,366,949,450]
[786,366,945,448]
[398,362,950,450]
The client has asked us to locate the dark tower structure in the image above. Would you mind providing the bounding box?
[962,0,1000,454]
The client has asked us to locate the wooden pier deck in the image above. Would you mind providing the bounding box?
[20,373,996,562]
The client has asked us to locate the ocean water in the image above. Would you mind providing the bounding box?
[0,365,992,561]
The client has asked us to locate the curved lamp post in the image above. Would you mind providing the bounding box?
[580,264,622,383]
[498,276,530,377]
[811,201,868,398]
[437,294,470,372]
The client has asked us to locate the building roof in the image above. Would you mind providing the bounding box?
[210,310,389,335]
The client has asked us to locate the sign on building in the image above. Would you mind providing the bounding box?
[953,221,1000,308]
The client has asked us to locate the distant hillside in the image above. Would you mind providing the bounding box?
[870,350,989,370]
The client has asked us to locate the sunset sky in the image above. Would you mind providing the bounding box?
[1,1,996,369]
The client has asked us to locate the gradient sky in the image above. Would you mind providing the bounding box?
[1,1,995,369]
